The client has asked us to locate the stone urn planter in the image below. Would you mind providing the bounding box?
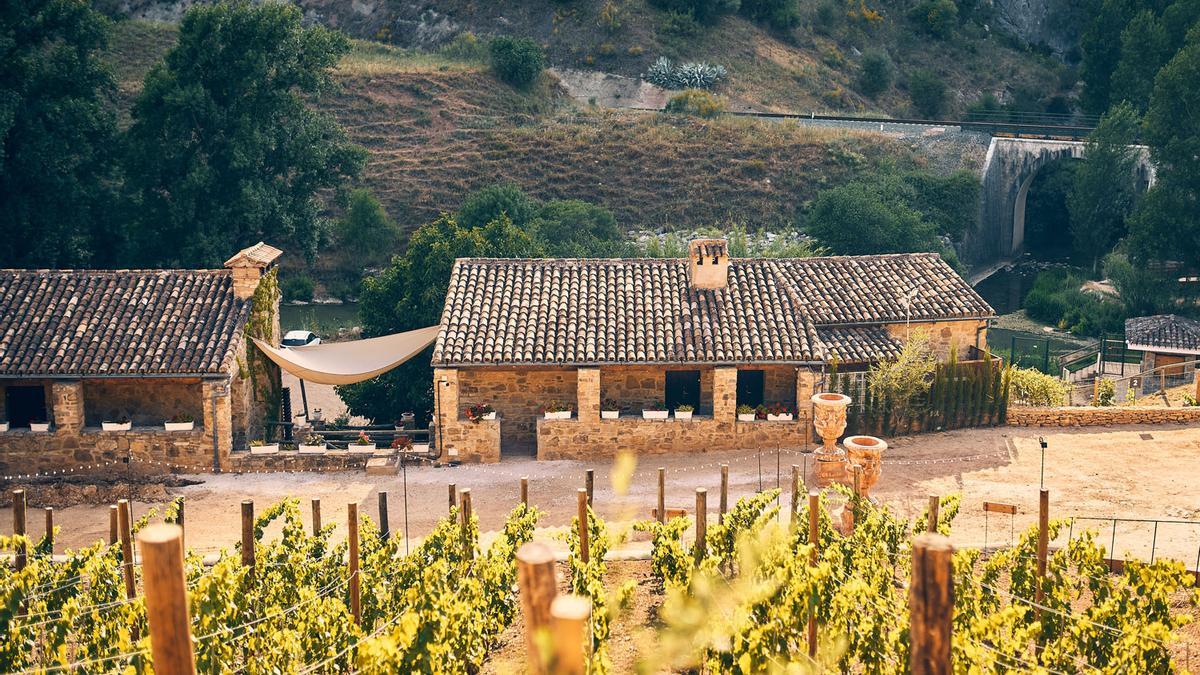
[810,392,852,487]
[843,435,887,500]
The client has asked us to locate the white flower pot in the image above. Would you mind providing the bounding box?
[674,410,693,420]
[350,443,377,454]
[250,444,279,455]
[0,422,8,432]
[481,411,497,420]
[642,410,668,420]
[164,421,194,432]
[737,413,756,422]
[766,414,794,422]
[102,421,132,431]
[544,411,571,420]
[299,444,326,454]
[30,422,50,432]
[601,410,619,420]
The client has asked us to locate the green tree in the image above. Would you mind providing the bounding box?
[335,189,399,266]
[1067,102,1140,274]
[1110,10,1173,111]
[858,49,893,98]
[1079,0,1138,113]
[806,180,936,254]
[908,0,959,39]
[740,0,801,29]
[1103,250,1177,315]
[0,0,119,268]
[122,1,365,267]
[488,36,545,88]
[908,69,947,118]
[528,200,634,256]
[457,182,537,230]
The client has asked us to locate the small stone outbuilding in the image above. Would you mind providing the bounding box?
[0,243,282,475]
[1124,314,1200,389]
[431,239,994,463]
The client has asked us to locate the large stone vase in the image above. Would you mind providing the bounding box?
[810,392,851,487]
[843,435,887,501]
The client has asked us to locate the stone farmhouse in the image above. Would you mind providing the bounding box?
[432,239,994,463]
[0,243,282,476]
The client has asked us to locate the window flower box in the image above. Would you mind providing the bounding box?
[764,404,793,421]
[164,421,194,432]
[766,413,793,422]
[542,402,573,420]
[642,405,669,420]
[601,410,620,420]
[0,422,8,432]
[299,444,326,454]
[674,404,694,420]
[350,443,377,454]
[465,404,496,422]
[102,420,132,431]
[30,422,50,432]
[737,413,756,421]
[250,443,279,454]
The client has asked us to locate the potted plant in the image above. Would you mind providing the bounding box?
[465,403,497,422]
[601,398,620,420]
[674,403,695,420]
[350,431,376,453]
[299,433,326,454]
[102,416,132,431]
[542,402,573,420]
[765,403,793,422]
[391,435,413,451]
[164,413,194,432]
[642,402,669,420]
[29,420,50,432]
[250,439,279,454]
[0,420,8,432]
[737,404,756,422]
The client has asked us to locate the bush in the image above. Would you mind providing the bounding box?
[740,0,802,29]
[458,183,537,230]
[909,0,958,38]
[858,49,893,98]
[642,57,727,89]
[1009,367,1069,406]
[665,89,727,117]
[649,0,739,23]
[813,0,842,34]
[868,332,937,426]
[908,69,946,118]
[1022,269,1126,337]
[439,32,488,62]
[334,189,399,265]
[281,274,316,303]
[1093,378,1115,406]
[488,36,544,87]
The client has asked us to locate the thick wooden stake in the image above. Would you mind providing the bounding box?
[43,508,53,555]
[139,524,197,675]
[117,500,137,600]
[460,488,474,559]
[1035,489,1050,613]
[849,466,863,533]
[550,595,592,675]
[807,490,819,658]
[521,476,529,507]
[657,467,665,524]
[719,464,729,523]
[12,490,26,571]
[378,491,390,541]
[694,488,707,565]
[927,495,940,534]
[790,465,801,525]
[311,498,321,535]
[448,483,457,513]
[348,503,361,626]
[517,541,559,675]
[110,504,119,545]
[176,499,185,551]
[585,469,594,507]
[240,500,254,572]
[577,489,589,564]
[910,533,954,675]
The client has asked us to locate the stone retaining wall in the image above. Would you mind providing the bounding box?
[536,416,812,460]
[1007,405,1200,427]
[226,451,373,472]
[0,427,215,475]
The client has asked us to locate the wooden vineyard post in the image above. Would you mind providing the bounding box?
[790,465,801,526]
[657,467,665,523]
[927,495,940,534]
[719,464,729,524]
[109,504,119,545]
[517,541,559,675]
[347,503,361,626]
[694,488,707,566]
[550,595,592,675]
[240,500,254,573]
[849,466,863,533]
[1035,489,1049,615]
[117,500,137,600]
[12,490,26,571]
[460,488,474,560]
[585,469,594,508]
[807,491,819,658]
[910,533,954,675]
[176,499,185,551]
[139,524,197,675]
[378,491,390,541]
[43,508,53,556]
[577,489,590,564]
[448,483,457,513]
[311,499,321,535]
[521,476,529,507]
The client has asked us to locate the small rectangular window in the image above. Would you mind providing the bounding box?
[736,370,765,407]
[5,385,47,426]
[665,370,701,411]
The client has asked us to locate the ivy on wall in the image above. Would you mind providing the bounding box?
[246,268,282,414]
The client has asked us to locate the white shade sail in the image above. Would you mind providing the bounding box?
[252,325,440,385]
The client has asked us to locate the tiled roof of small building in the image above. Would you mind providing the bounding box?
[816,326,904,364]
[434,253,991,366]
[0,269,251,376]
[1125,314,1200,353]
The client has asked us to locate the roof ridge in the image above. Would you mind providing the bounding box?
[0,268,230,275]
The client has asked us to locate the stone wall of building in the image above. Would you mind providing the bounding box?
[764,365,799,408]
[599,366,717,414]
[226,451,374,472]
[887,320,989,360]
[536,416,812,460]
[82,379,204,427]
[1007,405,1200,426]
[0,426,214,475]
[456,367,577,453]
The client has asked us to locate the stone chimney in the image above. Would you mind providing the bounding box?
[223,242,283,300]
[687,238,729,290]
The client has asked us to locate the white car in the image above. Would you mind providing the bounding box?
[282,330,321,347]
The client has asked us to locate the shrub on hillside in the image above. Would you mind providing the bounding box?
[909,0,958,39]
[740,0,802,29]
[1022,269,1126,337]
[858,49,893,98]
[908,68,946,117]
[665,89,727,117]
[281,274,316,303]
[489,36,544,87]
[649,0,739,23]
[1009,368,1069,406]
[439,32,488,62]
[335,188,399,265]
[643,57,727,89]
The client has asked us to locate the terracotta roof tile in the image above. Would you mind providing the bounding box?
[0,270,250,376]
[816,326,904,364]
[1125,314,1200,352]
